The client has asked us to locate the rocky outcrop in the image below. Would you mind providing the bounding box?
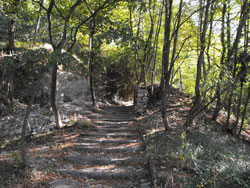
[0,69,92,138]
[0,99,92,137]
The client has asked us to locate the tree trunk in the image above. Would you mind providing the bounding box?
[161,0,173,131]
[151,2,163,94]
[185,0,211,127]
[51,63,62,128]
[179,68,183,90]
[88,13,97,108]
[225,0,249,127]
[20,79,41,168]
[33,0,43,46]
[46,0,84,128]
[212,2,226,120]
[238,87,250,136]
[7,73,14,107]
[6,18,16,54]
[234,81,243,133]
[226,0,231,51]
[204,3,215,81]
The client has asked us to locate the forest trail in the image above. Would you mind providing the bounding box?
[53,105,151,188]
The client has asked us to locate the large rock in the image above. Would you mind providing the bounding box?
[41,71,91,104]
[62,79,89,102]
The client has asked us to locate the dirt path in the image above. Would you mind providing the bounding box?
[53,105,151,188]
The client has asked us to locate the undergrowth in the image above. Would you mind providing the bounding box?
[148,129,250,188]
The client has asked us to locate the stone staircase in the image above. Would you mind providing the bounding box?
[52,105,151,188]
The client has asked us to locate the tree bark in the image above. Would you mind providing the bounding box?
[88,12,97,108]
[234,82,243,133]
[7,72,14,107]
[20,78,41,168]
[51,63,62,128]
[161,0,173,131]
[33,0,43,46]
[151,2,163,94]
[226,0,249,127]
[185,0,211,127]
[6,18,16,54]
[238,87,250,136]
[226,0,231,51]
[212,2,226,120]
[46,0,84,128]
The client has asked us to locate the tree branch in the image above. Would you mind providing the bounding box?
[47,0,55,49]
[67,0,110,52]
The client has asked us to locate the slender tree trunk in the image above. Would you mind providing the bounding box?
[129,5,142,85]
[51,63,62,128]
[226,0,249,128]
[33,0,43,46]
[185,0,211,127]
[212,2,226,120]
[235,18,249,133]
[151,2,163,94]
[46,0,84,128]
[226,0,231,51]
[234,82,243,133]
[204,3,215,81]
[179,68,183,90]
[134,57,140,84]
[88,14,97,108]
[141,0,155,88]
[20,78,41,167]
[238,87,250,136]
[7,73,14,107]
[161,0,173,131]
[6,18,16,54]
[89,63,96,107]
[170,0,183,76]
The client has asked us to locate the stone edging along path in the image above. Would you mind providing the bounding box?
[52,105,152,188]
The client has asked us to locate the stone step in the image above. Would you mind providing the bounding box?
[92,122,132,126]
[71,144,143,153]
[91,123,136,129]
[100,110,133,113]
[63,154,146,165]
[101,115,135,119]
[102,106,133,110]
[73,142,142,146]
[55,165,149,180]
[77,137,140,144]
[81,132,139,138]
[86,127,138,133]
[51,178,151,188]
[92,119,134,123]
[90,114,134,118]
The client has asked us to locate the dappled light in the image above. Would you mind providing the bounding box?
[1,0,250,187]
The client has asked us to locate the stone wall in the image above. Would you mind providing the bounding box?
[134,86,148,114]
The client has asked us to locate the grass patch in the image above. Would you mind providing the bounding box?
[72,119,92,129]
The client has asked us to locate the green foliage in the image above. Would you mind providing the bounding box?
[180,134,250,187]
[153,129,250,187]
[0,12,8,41]
[72,119,92,129]
[22,48,49,64]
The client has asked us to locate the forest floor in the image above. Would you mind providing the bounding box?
[141,88,250,187]
[0,104,151,188]
[0,88,250,188]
